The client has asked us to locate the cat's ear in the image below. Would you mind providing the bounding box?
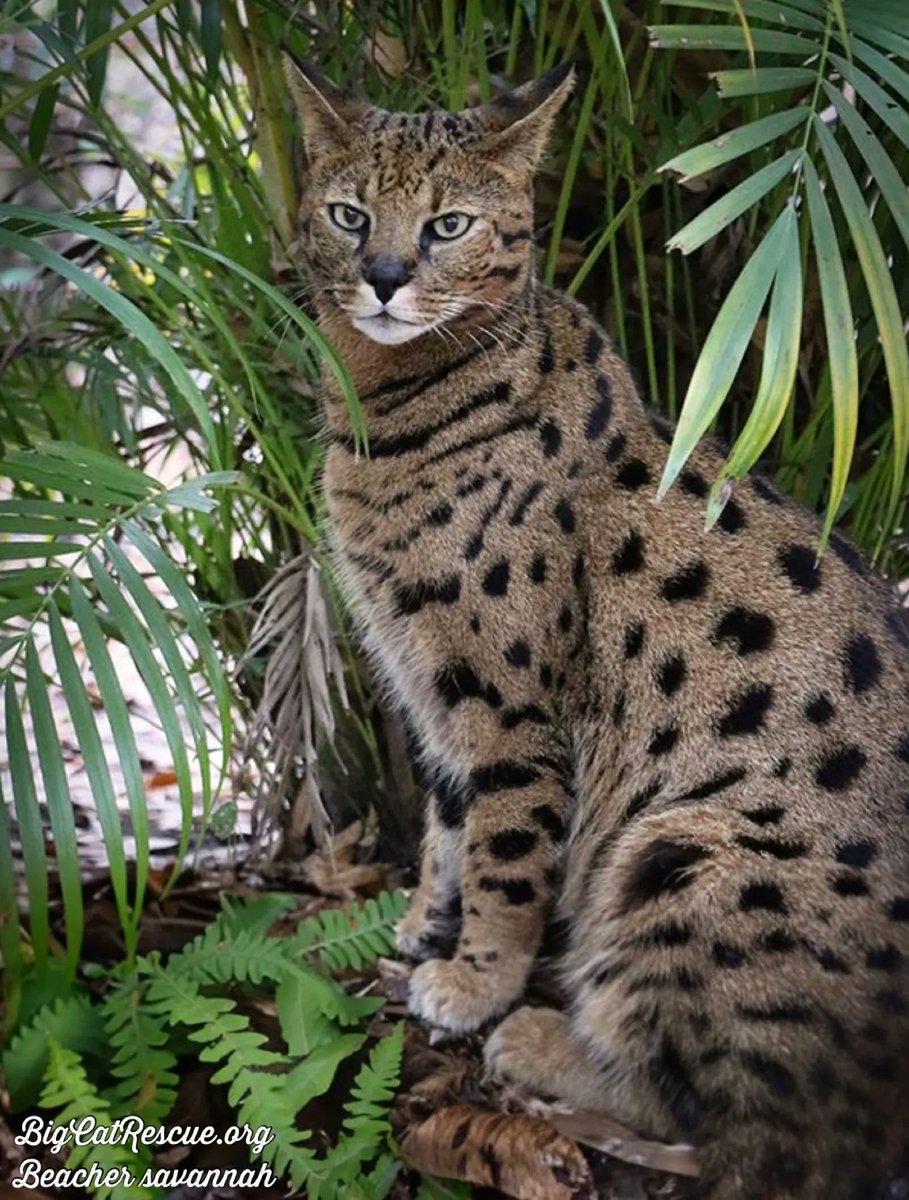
[283,56,370,158]
[476,63,575,171]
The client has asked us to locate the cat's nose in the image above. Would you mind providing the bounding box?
[363,255,412,304]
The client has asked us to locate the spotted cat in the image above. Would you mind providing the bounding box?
[286,57,909,1199]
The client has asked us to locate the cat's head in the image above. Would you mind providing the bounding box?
[285,59,573,346]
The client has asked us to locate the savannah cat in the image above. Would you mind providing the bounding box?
[285,57,909,1199]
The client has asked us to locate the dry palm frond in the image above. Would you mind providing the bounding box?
[241,550,348,853]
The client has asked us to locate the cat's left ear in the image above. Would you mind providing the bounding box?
[283,56,371,158]
[476,63,575,171]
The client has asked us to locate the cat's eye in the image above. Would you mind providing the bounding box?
[429,212,473,241]
[329,203,369,233]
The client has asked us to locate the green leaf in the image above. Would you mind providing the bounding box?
[0,776,24,1037]
[25,643,83,981]
[200,0,223,82]
[667,148,800,254]
[661,106,807,181]
[831,54,909,152]
[5,679,49,975]
[813,114,909,524]
[0,222,220,465]
[283,1032,366,1107]
[658,208,791,499]
[708,205,802,522]
[713,66,818,98]
[28,84,58,161]
[84,0,114,106]
[676,0,825,32]
[648,25,816,54]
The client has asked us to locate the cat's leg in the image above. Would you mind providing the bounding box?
[396,780,463,961]
[408,760,568,1032]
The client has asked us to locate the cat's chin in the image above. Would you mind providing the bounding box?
[352,313,432,345]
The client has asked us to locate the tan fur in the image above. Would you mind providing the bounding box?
[287,60,909,1199]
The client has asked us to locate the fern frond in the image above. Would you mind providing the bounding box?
[39,1041,155,1200]
[289,891,409,971]
[2,994,106,1109]
[102,977,178,1123]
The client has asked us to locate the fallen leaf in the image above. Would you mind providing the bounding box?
[398,1103,595,1200]
[145,768,178,790]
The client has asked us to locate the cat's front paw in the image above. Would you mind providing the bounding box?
[408,953,529,1032]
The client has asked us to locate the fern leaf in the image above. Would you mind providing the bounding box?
[39,1041,155,1200]
[234,1068,318,1189]
[289,892,408,971]
[102,977,178,1123]
[3,994,106,1109]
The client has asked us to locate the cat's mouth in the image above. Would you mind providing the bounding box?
[352,311,434,346]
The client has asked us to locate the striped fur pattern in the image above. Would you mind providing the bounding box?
[287,60,909,1199]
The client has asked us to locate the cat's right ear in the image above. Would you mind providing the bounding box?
[283,57,368,158]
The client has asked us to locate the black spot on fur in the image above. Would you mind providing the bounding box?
[538,343,555,374]
[529,552,547,584]
[713,606,775,655]
[835,840,876,868]
[586,375,612,439]
[772,757,792,779]
[875,989,906,1015]
[469,613,481,633]
[736,835,807,860]
[435,661,502,709]
[612,531,645,575]
[539,419,561,458]
[680,470,707,498]
[509,480,545,526]
[648,724,680,756]
[751,475,784,505]
[427,500,453,527]
[649,412,674,445]
[558,605,573,634]
[623,839,708,911]
[817,948,849,973]
[843,632,882,694]
[716,683,773,737]
[762,929,797,953]
[743,804,785,826]
[832,874,869,897]
[815,744,866,791]
[645,921,694,947]
[612,686,627,726]
[482,558,510,597]
[895,734,909,763]
[866,944,902,972]
[573,552,585,588]
[624,622,645,659]
[740,882,787,914]
[531,804,566,842]
[539,663,553,689]
[656,653,687,697]
[804,694,835,725]
[488,828,538,861]
[829,530,866,575]
[501,704,549,730]
[738,1002,813,1023]
[554,497,575,533]
[740,1051,798,1098]
[470,761,540,793]
[889,898,909,921]
[478,876,535,905]
[394,573,461,615]
[650,1037,700,1135]
[605,432,626,462]
[713,942,747,968]
[504,639,531,668]
[584,328,604,364]
[778,544,821,593]
[661,560,709,602]
[616,458,651,491]
[717,498,746,534]
[676,767,747,802]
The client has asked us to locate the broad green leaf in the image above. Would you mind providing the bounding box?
[5,680,49,974]
[69,575,149,927]
[708,205,802,523]
[713,67,818,97]
[667,149,800,254]
[200,0,222,81]
[0,775,23,1035]
[88,552,196,889]
[0,223,220,464]
[831,55,909,151]
[803,157,859,553]
[84,0,114,106]
[661,106,807,181]
[28,85,58,161]
[0,541,83,561]
[48,604,134,957]
[674,0,825,32]
[25,643,83,982]
[850,36,909,107]
[658,208,790,499]
[813,115,909,523]
[648,25,816,54]
[823,83,909,256]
